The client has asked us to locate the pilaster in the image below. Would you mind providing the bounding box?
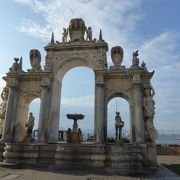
[130,70,145,144]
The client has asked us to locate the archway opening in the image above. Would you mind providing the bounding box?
[28,98,40,140]
[107,97,130,142]
[60,67,94,142]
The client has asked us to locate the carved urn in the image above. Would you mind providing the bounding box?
[111,46,124,66]
[69,18,86,42]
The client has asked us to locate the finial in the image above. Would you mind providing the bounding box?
[99,29,103,41]
[20,57,22,70]
[51,32,54,44]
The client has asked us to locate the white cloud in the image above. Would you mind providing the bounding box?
[18,19,51,41]
[139,32,180,69]
[13,0,180,130]
[61,95,94,107]
[14,0,144,46]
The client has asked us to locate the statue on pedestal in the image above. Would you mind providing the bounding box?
[0,87,9,138]
[115,112,124,140]
[9,57,22,73]
[62,28,68,43]
[23,112,35,143]
[86,26,93,41]
[29,49,42,72]
[143,86,158,142]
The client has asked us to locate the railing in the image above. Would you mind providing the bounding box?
[32,129,180,145]
[156,130,180,145]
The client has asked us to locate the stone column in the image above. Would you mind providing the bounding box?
[132,74,145,144]
[38,78,50,142]
[94,73,106,143]
[129,103,136,143]
[48,78,61,142]
[2,80,19,142]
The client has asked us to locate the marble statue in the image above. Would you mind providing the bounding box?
[86,26,92,41]
[62,28,68,43]
[9,57,22,73]
[143,86,158,142]
[23,112,35,143]
[132,50,139,66]
[29,49,42,71]
[0,87,9,138]
[115,112,124,140]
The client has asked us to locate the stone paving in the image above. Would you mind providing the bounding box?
[0,155,179,180]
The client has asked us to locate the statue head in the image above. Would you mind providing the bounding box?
[144,87,151,97]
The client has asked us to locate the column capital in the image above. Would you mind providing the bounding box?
[7,78,19,88]
[94,70,106,85]
[41,77,51,88]
[95,75,105,85]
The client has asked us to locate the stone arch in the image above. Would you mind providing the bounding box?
[14,92,40,142]
[49,56,97,142]
[60,66,95,135]
[56,56,96,82]
[105,90,134,143]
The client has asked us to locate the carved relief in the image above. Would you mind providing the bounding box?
[0,87,9,138]
[69,18,86,42]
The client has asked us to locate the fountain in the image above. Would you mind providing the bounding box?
[66,113,85,143]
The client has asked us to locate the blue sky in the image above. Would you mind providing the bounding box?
[0,0,180,133]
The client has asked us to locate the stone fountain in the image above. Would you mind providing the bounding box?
[66,113,85,143]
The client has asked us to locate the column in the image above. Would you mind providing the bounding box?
[38,80,50,142]
[132,74,145,144]
[2,86,18,142]
[94,73,106,143]
[48,78,61,142]
[129,104,136,143]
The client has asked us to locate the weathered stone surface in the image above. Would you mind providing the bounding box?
[0,18,157,172]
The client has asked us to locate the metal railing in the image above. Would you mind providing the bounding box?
[32,129,180,145]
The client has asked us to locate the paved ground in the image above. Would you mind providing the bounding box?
[0,155,179,180]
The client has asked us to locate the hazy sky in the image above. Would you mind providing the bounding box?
[0,0,180,133]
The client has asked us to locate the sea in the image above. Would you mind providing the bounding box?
[83,129,180,145]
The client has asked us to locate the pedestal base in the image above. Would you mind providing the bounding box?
[2,143,157,174]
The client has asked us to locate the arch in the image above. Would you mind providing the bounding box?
[107,97,130,140]
[108,92,130,104]
[60,67,95,141]
[105,91,134,143]
[56,56,96,82]
[14,92,41,142]
[49,56,97,142]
